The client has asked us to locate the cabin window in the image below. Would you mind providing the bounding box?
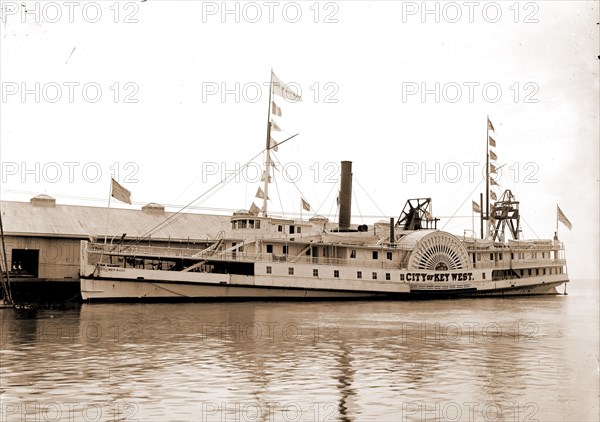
[313,269,319,277]
[334,270,339,278]
[511,253,514,260]
[528,269,532,276]
[290,226,295,234]
[240,220,247,229]
[288,267,294,275]
[372,272,378,280]
[532,252,537,259]
[266,266,272,274]
[536,269,539,275]
[482,273,486,280]
[266,244,273,253]
[385,273,391,281]
[543,268,546,275]
[387,252,392,260]
[477,253,481,261]
[499,253,503,260]
[232,221,237,229]
[283,245,288,254]
[541,252,545,258]
[11,249,39,278]
[278,225,283,232]
[357,271,362,279]
[248,220,255,229]
[255,220,261,229]
[350,250,356,258]
[297,227,301,234]
[489,253,494,261]
[372,251,378,260]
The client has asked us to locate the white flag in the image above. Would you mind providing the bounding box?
[271,71,302,102]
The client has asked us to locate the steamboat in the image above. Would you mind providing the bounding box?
[79,73,570,301]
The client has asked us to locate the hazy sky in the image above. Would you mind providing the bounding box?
[0,0,598,279]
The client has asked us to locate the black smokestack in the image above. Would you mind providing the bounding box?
[339,161,352,231]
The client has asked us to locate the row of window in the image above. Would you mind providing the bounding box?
[232,219,261,230]
[474,251,552,261]
[263,245,394,260]
[492,267,564,280]
[265,266,391,280]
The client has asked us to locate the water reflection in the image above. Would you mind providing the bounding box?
[1,281,597,421]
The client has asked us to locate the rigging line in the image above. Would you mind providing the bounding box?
[272,169,286,218]
[170,103,263,203]
[440,177,485,231]
[352,185,364,224]
[352,177,387,218]
[270,152,313,215]
[313,177,339,215]
[123,148,266,249]
[520,216,540,240]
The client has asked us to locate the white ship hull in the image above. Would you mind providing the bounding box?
[80,264,410,301]
[80,263,568,301]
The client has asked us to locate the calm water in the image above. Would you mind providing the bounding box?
[1,280,598,422]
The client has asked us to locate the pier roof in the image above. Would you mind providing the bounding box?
[0,198,230,241]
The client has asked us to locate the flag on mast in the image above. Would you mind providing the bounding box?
[301,198,311,212]
[256,187,269,200]
[271,101,282,117]
[271,119,282,131]
[249,202,260,215]
[269,136,279,151]
[557,206,572,230]
[472,200,481,213]
[487,117,495,132]
[490,191,497,201]
[489,150,497,161]
[271,71,302,102]
[488,136,496,147]
[111,178,131,204]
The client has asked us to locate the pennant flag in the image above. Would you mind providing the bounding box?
[269,136,279,152]
[472,200,481,213]
[271,71,302,102]
[490,190,497,201]
[271,101,282,117]
[490,177,499,186]
[487,117,495,132]
[260,170,272,183]
[301,197,311,212]
[256,187,269,200]
[489,150,497,161]
[488,136,496,147]
[111,178,131,204]
[249,202,260,215]
[490,164,497,174]
[557,206,572,230]
[271,119,282,132]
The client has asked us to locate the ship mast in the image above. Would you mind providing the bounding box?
[262,70,274,217]
[485,115,490,237]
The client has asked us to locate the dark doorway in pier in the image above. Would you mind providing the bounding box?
[11,249,39,278]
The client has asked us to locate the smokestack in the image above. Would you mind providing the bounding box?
[339,161,352,231]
